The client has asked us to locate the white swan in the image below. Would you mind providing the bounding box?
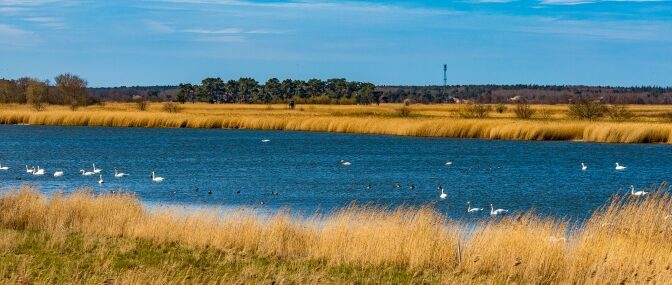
[439,188,447,200]
[0,162,9,170]
[98,175,104,184]
[340,160,351,166]
[152,171,164,182]
[490,204,509,216]
[32,166,45,176]
[581,163,587,171]
[445,161,453,166]
[467,201,483,213]
[26,165,34,174]
[630,185,648,196]
[114,168,128,178]
[80,169,95,176]
[261,139,271,143]
[92,163,102,174]
[53,171,64,177]
[615,163,626,171]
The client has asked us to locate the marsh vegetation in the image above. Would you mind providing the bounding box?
[1,185,671,283]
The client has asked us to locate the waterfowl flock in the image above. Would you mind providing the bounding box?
[2,163,163,183]
[352,160,647,216]
[0,156,651,217]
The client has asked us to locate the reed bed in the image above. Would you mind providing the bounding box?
[1,103,672,144]
[1,185,671,283]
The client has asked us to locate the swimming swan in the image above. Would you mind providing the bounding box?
[339,160,352,166]
[490,204,509,216]
[581,163,587,171]
[93,163,102,174]
[439,188,447,200]
[152,171,164,182]
[0,163,9,170]
[80,169,95,176]
[53,171,64,177]
[98,175,104,184]
[630,185,648,196]
[32,166,45,176]
[114,168,128,178]
[26,165,34,173]
[615,163,626,170]
[467,201,483,213]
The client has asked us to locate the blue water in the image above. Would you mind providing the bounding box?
[0,125,670,220]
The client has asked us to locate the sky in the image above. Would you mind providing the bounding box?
[0,0,671,87]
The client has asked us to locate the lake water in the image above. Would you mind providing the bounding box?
[0,125,670,221]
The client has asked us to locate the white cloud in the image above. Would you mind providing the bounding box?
[25,16,66,29]
[144,20,175,33]
[540,0,669,5]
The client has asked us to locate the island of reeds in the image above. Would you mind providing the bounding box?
[2,74,672,144]
[1,185,671,283]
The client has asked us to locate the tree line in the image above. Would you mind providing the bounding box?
[176,78,377,105]
[0,74,89,109]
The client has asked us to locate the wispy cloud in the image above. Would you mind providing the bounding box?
[540,0,669,5]
[0,23,36,47]
[25,16,65,29]
[521,18,672,41]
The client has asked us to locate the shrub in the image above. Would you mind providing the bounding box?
[31,101,46,112]
[403,99,412,106]
[136,101,149,111]
[162,102,182,113]
[397,106,412,117]
[495,104,507,114]
[660,112,672,122]
[537,108,553,120]
[514,101,535,119]
[459,103,490,118]
[606,104,634,121]
[70,100,79,111]
[567,99,606,120]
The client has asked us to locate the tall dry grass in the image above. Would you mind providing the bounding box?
[1,103,672,143]
[1,185,672,283]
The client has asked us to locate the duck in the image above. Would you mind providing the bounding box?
[151,171,164,182]
[490,204,509,216]
[615,163,627,171]
[630,185,648,196]
[467,201,483,213]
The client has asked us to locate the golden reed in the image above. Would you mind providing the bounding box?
[0,103,671,143]
[1,185,671,283]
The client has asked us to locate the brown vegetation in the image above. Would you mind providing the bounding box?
[0,103,671,144]
[0,185,671,283]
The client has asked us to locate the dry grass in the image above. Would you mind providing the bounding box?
[1,103,672,143]
[1,185,671,283]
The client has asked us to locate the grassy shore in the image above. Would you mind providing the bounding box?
[1,103,672,144]
[1,185,672,284]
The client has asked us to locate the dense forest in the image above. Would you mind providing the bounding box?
[2,74,672,105]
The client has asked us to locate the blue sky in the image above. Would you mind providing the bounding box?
[0,0,671,87]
